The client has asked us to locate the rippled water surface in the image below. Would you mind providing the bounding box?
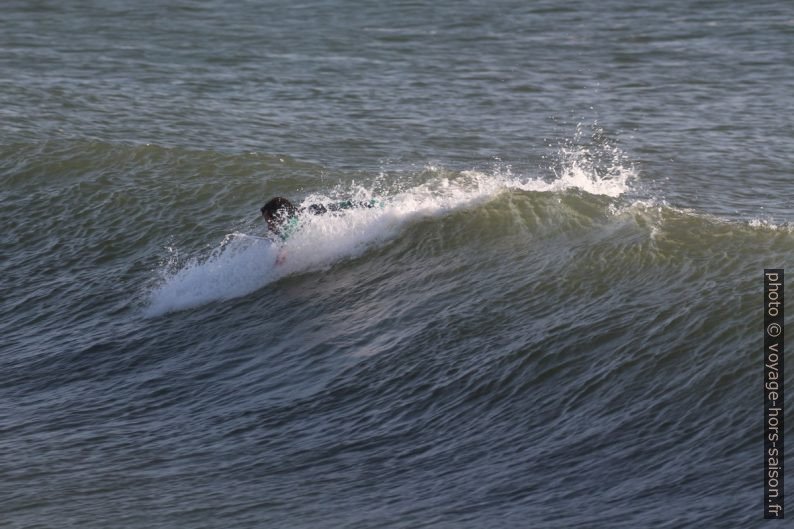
[1,1,792,528]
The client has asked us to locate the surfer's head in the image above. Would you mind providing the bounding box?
[261,197,297,234]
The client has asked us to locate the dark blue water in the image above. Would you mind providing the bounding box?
[1,1,792,527]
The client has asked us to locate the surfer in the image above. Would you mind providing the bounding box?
[261,197,300,242]
[260,196,381,264]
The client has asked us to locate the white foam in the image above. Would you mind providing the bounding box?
[747,218,793,232]
[145,233,282,316]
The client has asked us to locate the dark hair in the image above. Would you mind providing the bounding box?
[261,197,297,221]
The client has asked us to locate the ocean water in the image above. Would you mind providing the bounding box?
[1,1,792,527]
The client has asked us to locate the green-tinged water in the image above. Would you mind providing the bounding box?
[1,1,792,528]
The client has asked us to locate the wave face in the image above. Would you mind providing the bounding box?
[2,1,792,528]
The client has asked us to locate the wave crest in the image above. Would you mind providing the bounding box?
[145,128,637,315]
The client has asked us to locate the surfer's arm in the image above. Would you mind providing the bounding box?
[307,204,328,215]
[325,199,382,212]
[275,248,287,266]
